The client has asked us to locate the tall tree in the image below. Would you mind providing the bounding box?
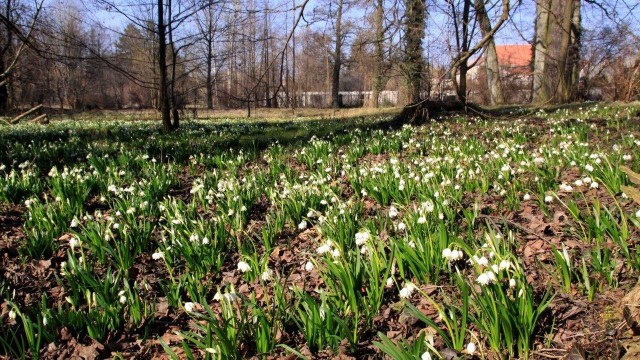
[403,0,425,104]
[532,0,581,104]
[474,0,504,105]
[331,0,344,108]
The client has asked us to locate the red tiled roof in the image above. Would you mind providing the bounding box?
[495,44,532,69]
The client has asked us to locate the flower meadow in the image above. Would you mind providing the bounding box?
[1,105,640,359]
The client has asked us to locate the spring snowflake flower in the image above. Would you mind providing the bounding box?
[466,342,477,355]
[388,206,399,218]
[113,223,120,229]
[636,209,640,218]
[8,310,16,321]
[316,243,332,255]
[261,268,274,281]
[585,164,594,172]
[590,181,599,189]
[202,237,210,245]
[386,277,394,287]
[417,216,427,224]
[476,271,497,286]
[523,193,531,201]
[533,157,545,166]
[331,248,341,258]
[471,255,489,266]
[69,237,80,250]
[583,176,592,184]
[574,179,583,187]
[118,290,127,304]
[355,231,371,246]
[205,348,218,354]
[509,278,517,288]
[399,283,417,299]
[421,352,432,360]
[42,316,48,326]
[152,251,164,260]
[70,218,79,228]
[237,261,251,273]
[214,291,239,302]
[421,201,434,213]
[184,302,196,313]
[305,261,314,272]
[623,154,632,161]
[443,248,463,262]
[499,260,512,270]
[544,195,553,203]
[298,220,308,230]
[397,222,406,231]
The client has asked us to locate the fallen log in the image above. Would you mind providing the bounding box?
[10,104,43,124]
[29,113,49,124]
[384,100,491,128]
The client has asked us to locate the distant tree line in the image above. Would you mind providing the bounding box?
[0,0,638,128]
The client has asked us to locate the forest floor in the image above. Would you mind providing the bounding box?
[2,102,640,359]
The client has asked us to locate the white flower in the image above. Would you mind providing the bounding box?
[237,261,251,273]
[152,251,164,260]
[509,278,517,288]
[184,302,196,313]
[466,342,477,355]
[8,310,16,321]
[113,223,120,229]
[69,237,80,250]
[386,277,394,287]
[421,352,432,360]
[202,237,210,245]
[304,261,314,272]
[533,157,545,166]
[397,222,406,231]
[388,206,399,218]
[205,347,218,354]
[476,271,497,286]
[523,193,531,201]
[574,179,583,187]
[119,294,127,304]
[442,248,452,259]
[331,248,341,258]
[261,268,274,281]
[214,291,239,302]
[583,176,592,184]
[298,220,308,230]
[399,283,417,299]
[590,181,599,189]
[355,231,371,245]
[42,316,48,326]
[499,260,512,270]
[70,218,79,228]
[472,255,489,266]
[316,243,331,255]
[544,195,553,203]
[417,216,427,224]
[636,209,640,218]
[585,164,594,172]
[623,154,632,161]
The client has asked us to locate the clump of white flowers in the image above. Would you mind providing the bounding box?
[399,282,417,299]
[476,271,497,286]
[237,261,251,273]
[388,206,399,218]
[355,231,371,246]
[442,248,464,262]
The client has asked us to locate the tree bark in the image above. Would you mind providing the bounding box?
[331,0,343,109]
[157,0,172,132]
[371,0,384,107]
[532,0,551,103]
[404,0,426,104]
[475,0,504,105]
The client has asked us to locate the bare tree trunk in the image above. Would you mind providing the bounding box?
[532,0,551,103]
[404,0,426,104]
[372,0,384,108]
[475,0,504,105]
[157,0,172,132]
[331,0,343,109]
